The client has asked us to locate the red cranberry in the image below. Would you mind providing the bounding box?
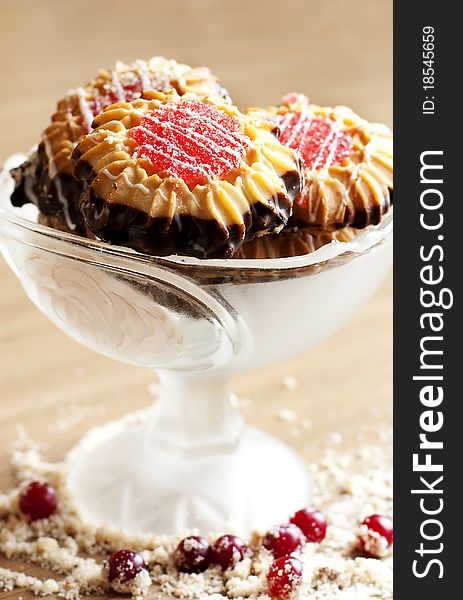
[19,481,58,520]
[263,523,305,558]
[358,514,393,557]
[107,549,147,583]
[212,535,248,569]
[267,556,303,599]
[290,508,327,543]
[175,536,212,573]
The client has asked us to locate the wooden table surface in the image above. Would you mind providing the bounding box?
[0,0,392,597]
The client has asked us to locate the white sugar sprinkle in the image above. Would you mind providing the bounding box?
[281,375,299,391]
[277,408,298,423]
[0,421,392,599]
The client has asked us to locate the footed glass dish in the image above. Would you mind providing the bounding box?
[0,153,392,535]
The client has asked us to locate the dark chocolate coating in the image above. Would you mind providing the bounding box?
[73,138,303,258]
[290,186,392,233]
[346,186,392,229]
[11,139,304,259]
[79,181,299,259]
[10,144,86,234]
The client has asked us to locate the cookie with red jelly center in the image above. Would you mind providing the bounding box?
[249,93,393,232]
[130,100,249,189]
[10,57,231,236]
[73,89,303,258]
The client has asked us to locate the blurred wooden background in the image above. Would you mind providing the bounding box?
[0,0,392,595]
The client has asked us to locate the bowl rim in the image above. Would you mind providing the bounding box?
[0,152,393,273]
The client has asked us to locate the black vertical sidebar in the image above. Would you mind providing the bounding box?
[394,1,458,598]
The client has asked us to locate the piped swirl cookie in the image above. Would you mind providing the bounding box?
[11,57,230,233]
[72,90,304,258]
[248,93,393,232]
[236,227,357,259]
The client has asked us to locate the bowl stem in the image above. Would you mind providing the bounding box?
[146,370,245,455]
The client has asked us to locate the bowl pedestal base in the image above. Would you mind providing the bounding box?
[66,371,312,535]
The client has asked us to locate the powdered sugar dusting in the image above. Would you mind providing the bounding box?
[85,61,187,121]
[130,100,249,188]
[277,110,352,172]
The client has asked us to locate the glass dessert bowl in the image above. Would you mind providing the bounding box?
[0,153,392,536]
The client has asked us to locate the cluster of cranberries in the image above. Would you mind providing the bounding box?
[171,508,328,598]
[261,508,327,598]
[175,534,248,573]
[17,481,393,599]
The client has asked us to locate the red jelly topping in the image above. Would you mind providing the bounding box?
[281,92,307,107]
[277,110,352,171]
[89,83,143,116]
[88,70,155,117]
[130,100,249,188]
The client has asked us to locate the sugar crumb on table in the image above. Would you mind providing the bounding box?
[0,419,392,599]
